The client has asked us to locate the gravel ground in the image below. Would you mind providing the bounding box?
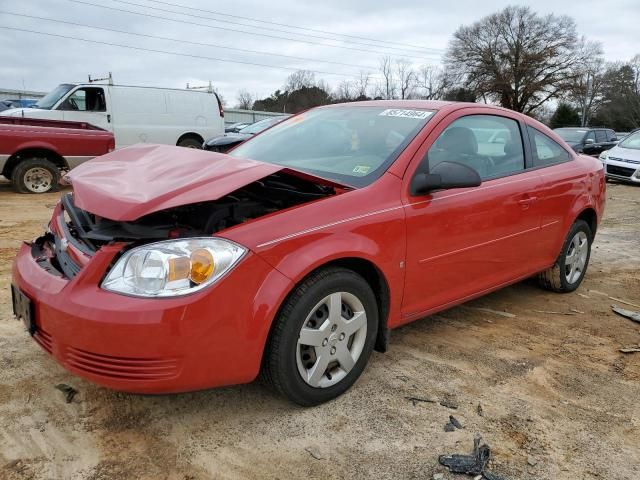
[0,179,639,480]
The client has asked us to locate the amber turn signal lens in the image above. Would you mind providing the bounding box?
[190,249,215,284]
[167,256,190,282]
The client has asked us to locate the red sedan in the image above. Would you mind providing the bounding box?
[12,101,605,406]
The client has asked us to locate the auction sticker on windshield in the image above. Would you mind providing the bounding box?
[379,109,434,119]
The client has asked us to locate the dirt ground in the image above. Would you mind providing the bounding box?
[0,178,638,480]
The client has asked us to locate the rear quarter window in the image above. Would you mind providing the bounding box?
[527,126,571,167]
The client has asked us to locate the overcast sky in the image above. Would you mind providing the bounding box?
[1,0,638,106]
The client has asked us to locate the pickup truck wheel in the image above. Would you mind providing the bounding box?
[12,158,60,194]
[538,219,592,293]
[177,137,203,149]
[262,267,378,406]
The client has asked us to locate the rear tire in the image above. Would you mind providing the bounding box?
[177,136,203,149]
[11,158,60,194]
[262,267,378,406]
[538,219,592,293]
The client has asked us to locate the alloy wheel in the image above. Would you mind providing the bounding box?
[565,231,589,284]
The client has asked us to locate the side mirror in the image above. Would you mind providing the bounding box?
[584,138,595,145]
[410,161,482,196]
[611,137,618,142]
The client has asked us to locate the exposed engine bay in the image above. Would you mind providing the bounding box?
[66,172,337,251]
[32,172,339,279]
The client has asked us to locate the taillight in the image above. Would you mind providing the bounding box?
[108,138,115,152]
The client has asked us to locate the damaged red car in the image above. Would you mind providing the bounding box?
[12,101,605,406]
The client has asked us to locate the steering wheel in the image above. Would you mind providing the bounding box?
[67,98,79,110]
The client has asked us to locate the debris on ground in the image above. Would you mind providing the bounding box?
[477,404,484,417]
[449,415,463,429]
[304,447,323,460]
[619,346,640,353]
[527,456,538,466]
[440,398,459,409]
[54,384,78,403]
[444,422,457,432]
[611,305,640,324]
[533,310,576,316]
[467,307,516,318]
[609,297,640,309]
[439,435,505,479]
[406,396,437,406]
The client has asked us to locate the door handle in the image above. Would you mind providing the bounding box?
[107,114,111,123]
[518,196,538,210]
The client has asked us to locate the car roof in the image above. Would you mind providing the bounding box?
[320,100,528,116]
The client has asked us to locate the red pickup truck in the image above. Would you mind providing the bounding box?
[0,117,115,193]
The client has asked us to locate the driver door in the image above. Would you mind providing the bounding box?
[401,110,544,320]
[58,86,112,132]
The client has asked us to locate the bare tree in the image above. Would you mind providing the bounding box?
[445,6,596,113]
[235,89,254,110]
[396,58,416,99]
[568,50,606,126]
[336,80,355,101]
[417,65,448,100]
[379,56,396,99]
[355,71,371,99]
[286,70,316,91]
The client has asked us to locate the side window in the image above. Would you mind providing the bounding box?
[606,130,617,142]
[584,131,596,143]
[59,88,106,112]
[427,115,525,180]
[527,126,571,166]
[595,130,607,143]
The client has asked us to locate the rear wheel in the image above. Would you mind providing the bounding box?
[177,136,203,149]
[538,219,592,293]
[11,157,60,194]
[262,267,378,406]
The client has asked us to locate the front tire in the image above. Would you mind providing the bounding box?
[262,267,378,406]
[11,157,60,194]
[538,219,592,293]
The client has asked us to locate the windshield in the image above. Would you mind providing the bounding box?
[618,130,640,150]
[229,106,434,187]
[554,128,587,143]
[239,116,283,135]
[35,84,75,110]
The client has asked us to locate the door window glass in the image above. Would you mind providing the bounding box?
[527,126,571,166]
[426,115,525,179]
[59,88,106,112]
[595,130,607,143]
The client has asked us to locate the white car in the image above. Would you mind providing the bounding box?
[0,83,225,149]
[600,130,640,184]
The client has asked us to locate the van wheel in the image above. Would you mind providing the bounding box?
[177,136,203,149]
[12,158,60,194]
[538,220,592,293]
[262,267,378,406]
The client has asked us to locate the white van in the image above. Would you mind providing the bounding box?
[0,83,225,149]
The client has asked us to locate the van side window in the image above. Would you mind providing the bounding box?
[527,126,571,166]
[59,87,106,112]
[426,115,525,180]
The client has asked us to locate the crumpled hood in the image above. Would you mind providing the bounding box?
[65,144,283,221]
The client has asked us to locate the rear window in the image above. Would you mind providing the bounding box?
[528,126,571,166]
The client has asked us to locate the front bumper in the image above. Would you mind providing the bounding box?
[12,240,292,393]
[604,158,640,183]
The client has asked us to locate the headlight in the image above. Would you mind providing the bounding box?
[102,238,246,297]
[599,150,609,162]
